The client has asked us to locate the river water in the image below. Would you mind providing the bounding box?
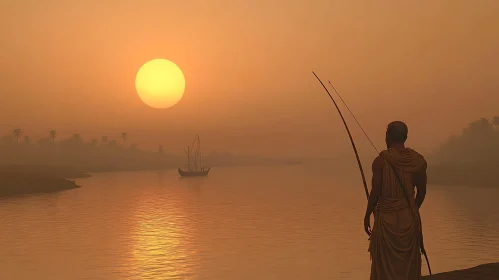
[1,162,498,279]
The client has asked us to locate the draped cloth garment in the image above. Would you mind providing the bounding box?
[368,148,427,280]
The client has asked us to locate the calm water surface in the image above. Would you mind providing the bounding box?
[1,162,499,279]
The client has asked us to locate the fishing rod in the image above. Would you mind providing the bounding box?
[313,72,432,275]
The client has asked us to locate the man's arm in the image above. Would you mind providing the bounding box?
[414,160,428,209]
[364,156,383,219]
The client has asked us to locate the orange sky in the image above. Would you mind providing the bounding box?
[1,0,498,157]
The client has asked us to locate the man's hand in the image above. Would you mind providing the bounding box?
[364,215,371,236]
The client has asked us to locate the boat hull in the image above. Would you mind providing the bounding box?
[178,168,210,177]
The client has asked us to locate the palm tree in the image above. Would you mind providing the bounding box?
[492,116,499,131]
[12,128,22,143]
[121,132,127,147]
[49,130,57,143]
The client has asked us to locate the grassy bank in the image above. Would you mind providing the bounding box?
[422,262,499,279]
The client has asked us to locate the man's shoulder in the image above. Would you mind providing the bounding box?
[408,148,427,159]
[407,148,428,171]
[372,154,385,169]
[408,148,423,154]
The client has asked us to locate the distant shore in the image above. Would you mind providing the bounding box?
[422,262,499,279]
[0,165,90,179]
[0,172,81,197]
[428,162,497,187]
[0,165,86,197]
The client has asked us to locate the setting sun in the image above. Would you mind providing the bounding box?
[135,59,185,109]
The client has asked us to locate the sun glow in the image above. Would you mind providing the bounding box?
[135,59,185,109]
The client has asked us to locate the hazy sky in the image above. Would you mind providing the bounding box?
[1,0,498,157]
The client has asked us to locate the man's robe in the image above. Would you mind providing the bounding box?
[368,148,427,280]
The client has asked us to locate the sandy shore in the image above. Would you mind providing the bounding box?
[422,262,499,279]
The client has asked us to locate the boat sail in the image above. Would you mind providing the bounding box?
[178,135,210,177]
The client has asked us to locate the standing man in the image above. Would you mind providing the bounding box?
[364,121,428,280]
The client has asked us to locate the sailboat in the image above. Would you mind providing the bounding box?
[178,135,210,177]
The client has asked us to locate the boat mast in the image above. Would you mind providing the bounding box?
[195,135,200,171]
[185,135,203,172]
[198,136,203,168]
[184,146,191,171]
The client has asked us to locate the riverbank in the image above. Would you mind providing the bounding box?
[422,262,499,279]
[0,172,81,197]
[0,165,90,179]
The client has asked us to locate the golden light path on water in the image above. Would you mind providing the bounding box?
[123,187,198,280]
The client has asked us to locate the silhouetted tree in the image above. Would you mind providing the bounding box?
[463,118,494,139]
[121,132,127,146]
[158,145,164,154]
[49,130,57,143]
[101,136,109,145]
[492,116,499,131]
[12,128,22,143]
[23,136,31,145]
[433,117,499,163]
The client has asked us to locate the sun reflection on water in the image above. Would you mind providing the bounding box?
[125,190,198,280]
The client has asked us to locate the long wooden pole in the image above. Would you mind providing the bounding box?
[312,71,369,199]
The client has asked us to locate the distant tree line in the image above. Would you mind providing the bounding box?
[431,116,499,164]
[0,129,175,171]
